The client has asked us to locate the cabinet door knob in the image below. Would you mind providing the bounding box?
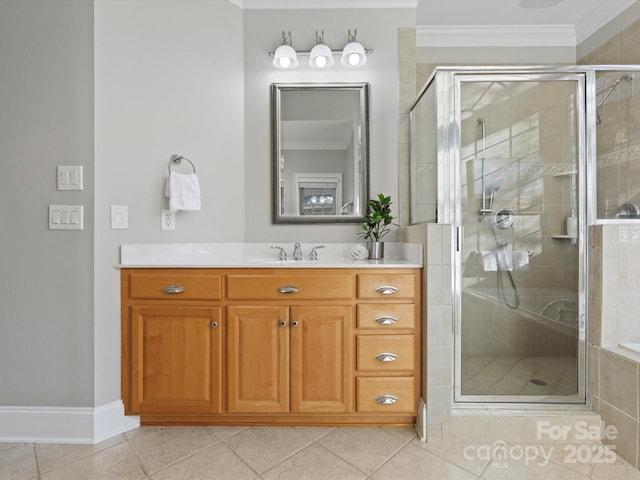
[163,285,186,294]
[374,285,398,295]
[375,353,398,362]
[292,321,299,327]
[375,394,398,405]
[280,320,287,327]
[211,321,218,329]
[375,316,398,325]
[277,286,300,294]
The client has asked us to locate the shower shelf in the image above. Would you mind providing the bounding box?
[552,171,577,177]
[551,235,576,239]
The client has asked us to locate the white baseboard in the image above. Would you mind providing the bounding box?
[0,401,139,444]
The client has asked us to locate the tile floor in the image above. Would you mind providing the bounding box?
[3,425,640,480]
[462,356,578,396]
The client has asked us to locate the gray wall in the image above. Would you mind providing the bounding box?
[0,1,94,406]
[94,0,245,407]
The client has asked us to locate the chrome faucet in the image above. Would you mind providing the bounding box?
[309,245,325,261]
[293,242,303,261]
[271,245,287,261]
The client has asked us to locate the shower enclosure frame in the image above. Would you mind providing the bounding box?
[408,65,639,406]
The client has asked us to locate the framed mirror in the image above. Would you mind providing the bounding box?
[271,82,369,224]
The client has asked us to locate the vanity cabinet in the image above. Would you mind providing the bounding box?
[121,267,420,426]
[128,305,223,414]
[227,305,353,414]
[355,273,418,414]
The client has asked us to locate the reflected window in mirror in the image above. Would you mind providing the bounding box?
[271,83,369,224]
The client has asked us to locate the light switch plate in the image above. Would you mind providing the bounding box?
[57,166,83,191]
[49,205,83,230]
[111,205,128,229]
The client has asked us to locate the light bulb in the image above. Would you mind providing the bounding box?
[279,56,291,69]
[309,43,333,69]
[340,41,366,68]
[273,44,298,70]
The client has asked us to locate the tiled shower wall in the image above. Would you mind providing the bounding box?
[399,223,453,441]
[579,17,640,220]
[589,225,640,468]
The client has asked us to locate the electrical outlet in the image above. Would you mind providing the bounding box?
[161,209,175,230]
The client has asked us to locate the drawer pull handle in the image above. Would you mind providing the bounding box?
[277,286,300,294]
[280,320,287,327]
[375,316,398,325]
[375,395,398,405]
[375,353,398,362]
[163,285,186,294]
[292,321,299,327]
[374,285,398,295]
[211,321,218,329]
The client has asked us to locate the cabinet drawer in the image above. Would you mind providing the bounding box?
[357,335,415,372]
[227,274,354,300]
[357,304,416,330]
[357,273,416,300]
[128,272,222,300]
[357,377,416,413]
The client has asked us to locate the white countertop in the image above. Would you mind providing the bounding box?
[118,242,422,268]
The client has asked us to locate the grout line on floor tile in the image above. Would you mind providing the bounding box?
[352,430,418,478]
[257,440,320,478]
[31,444,41,480]
[123,432,152,477]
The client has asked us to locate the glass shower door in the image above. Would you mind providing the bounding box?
[455,74,586,403]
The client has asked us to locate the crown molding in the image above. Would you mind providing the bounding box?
[574,0,637,44]
[229,0,417,8]
[417,24,576,47]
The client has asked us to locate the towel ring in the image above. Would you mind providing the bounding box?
[168,154,196,174]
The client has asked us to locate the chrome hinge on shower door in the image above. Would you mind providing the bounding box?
[456,226,463,252]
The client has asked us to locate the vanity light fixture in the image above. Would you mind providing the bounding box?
[269,29,372,70]
[341,29,367,68]
[272,31,298,70]
[309,30,334,69]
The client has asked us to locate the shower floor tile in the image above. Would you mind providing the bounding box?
[462,356,578,397]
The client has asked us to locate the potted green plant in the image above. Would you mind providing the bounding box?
[358,193,396,259]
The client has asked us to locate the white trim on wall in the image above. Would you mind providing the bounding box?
[417,24,576,47]
[0,401,139,444]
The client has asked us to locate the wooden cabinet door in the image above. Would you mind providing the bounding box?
[290,306,354,413]
[227,306,289,413]
[129,306,222,414]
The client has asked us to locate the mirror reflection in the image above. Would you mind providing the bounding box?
[272,83,369,224]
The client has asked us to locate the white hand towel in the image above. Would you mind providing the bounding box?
[512,250,530,271]
[481,251,497,271]
[495,249,513,271]
[165,172,201,212]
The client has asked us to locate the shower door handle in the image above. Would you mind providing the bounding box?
[456,227,463,252]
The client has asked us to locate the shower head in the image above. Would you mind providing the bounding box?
[485,177,503,213]
[596,73,635,125]
[486,177,504,194]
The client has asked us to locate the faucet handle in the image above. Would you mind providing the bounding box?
[271,245,287,261]
[309,245,325,261]
[293,242,303,260]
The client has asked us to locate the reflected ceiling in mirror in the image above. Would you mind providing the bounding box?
[272,83,369,224]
